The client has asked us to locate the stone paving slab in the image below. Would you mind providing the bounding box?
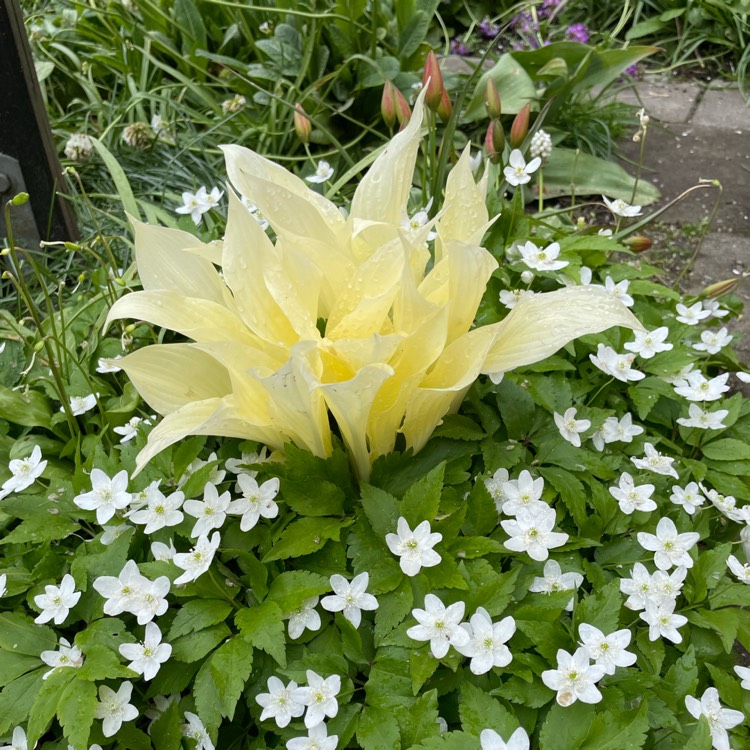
[615,78,701,124]
[693,88,749,131]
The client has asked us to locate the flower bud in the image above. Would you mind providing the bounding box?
[33,340,45,352]
[437,88,452,122]
[700,277,742,299]
[293,103,311,144]
[484,78,501,119]
[394,87,412,129]
[422,50,444,111]
[621,235,652,253]
[381,81,397,129]
[10,192,29,206]
[484,119,504,164]
[521,270,534,284]
[509,103,530,149]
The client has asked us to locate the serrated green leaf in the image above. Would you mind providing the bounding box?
[398,688,440,747]
[539,701,596,750]
[348,513,403,594]
[58,677,97,749]
[149,697,183,750]
[493,675,554,708]
[27,669,73,746]
[462,479,499,537]
[77,644,133,680]
[360,484,401,538]
[365,655,412,710]
[661,645,698,705]
[194,636,253,727]
[581,702,649,750]
[281,478,345,516]
[471,566,520,618]
[574,579,622,633]
[357,704,401,750]
[412,730,484,748]
[168,599,233,640]
[75,618,129,653]
[236,600,284,666]
[0,651,40,687]
[267,570,330,613]
[374,577,413,644]
[524,373,572,414]
[171,623,231,663]
[0,670,44,735]
[400,462,444,527]
[410,647,438,695]
[539,466,587,528]
[0,613,57,656]
[684,717,712,750]
[690,543,731,603]
[0,515,79,545]
[459,682,517,737]
[262,516,351,562]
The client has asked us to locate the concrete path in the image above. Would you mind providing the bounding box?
[615,78,750,363]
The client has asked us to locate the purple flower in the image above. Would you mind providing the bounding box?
[624,63,642,78]
[450,37,470,56]
[540,0,561,17]
[478,16,500,39]
[565,23,590,43]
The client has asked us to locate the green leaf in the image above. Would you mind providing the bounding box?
[409,648,438,694]
[581,702,649,750]
[194,637,253,727]
[494,379,536,439]
[263,516,351,562]
[0,612,57,656]
[0,384,51,428]
[374,577,414,644]
[539,466,587,528]
[398,689,440,747]
[661,645,698,704]
[168,599,233,640]
[400,462,444,527]
[469,565,520,618]
[539,702,596,750]
[267,570,330,613]
[356,704,401,750]
[77,644,133,681]
[149,697,183,750]
[348,512,403,594]
[360,484,401,538]
[465,54,537,120]
[365,655,412,710]
[174,0,208,52]
[0,515,79,546]
[462,479,499,537]
[27,670,73,746]
[0,651,40,687]
[236,600,285,666]
[574,579,622,634]
[281,478,345,516]
[684,717,712,750]
[702,438,750,461]
[0,671,44,735]
[58,677,97,749]
[398,10,430,58]
[459,682,517,737]
[543,148,660,204]
[493,675,553,708]
[90,138,140,220]
[690,542,731,603]
[687,608,739,653]
[625,18,667,40]
[171,623,231,663]
[524,373,572,414]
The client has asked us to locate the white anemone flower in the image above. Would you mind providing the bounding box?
[406,594,470,659]
[34,573,81,625]
[0,445,47,499]
[455,606,515,674]
[291,670,341,728]
[685,688,744,750]
[637,517,700,570]
[256,676,305,727]
[504,149,541,186]
[287,597,321,639]
[528,559,582,611]
[385,517,442,576]
[94,681,139,737]
[554,406,590,447]
[305,160,334,184]
[630,442,679,479]
[480,727,529,750]
[501,505,568,561]
[602,195,641,217]
[541,647,606,706]
[589,344,644,382]
[578,623,636,675]
[320,572,378,627]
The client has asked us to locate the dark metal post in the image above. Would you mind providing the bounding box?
[0,0,79,245]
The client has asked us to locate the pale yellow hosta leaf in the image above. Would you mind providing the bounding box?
[258,343,332,459]
[401,325,500,452]
[435,148,493,260]
[320,363,394,481]
[223,190,303,346]
[326,239,405,339]
[366,307,450,457]
[444,241,499,342]
[116,344,232,415]
[106,290,266,348]
[482,285,645,375]
[222,144,346,247]
[134,397,285,475]
[131,219,230,307]
[349,90,426,227]
[319,333,404,377]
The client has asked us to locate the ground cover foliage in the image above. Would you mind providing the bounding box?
[1,2,750,749]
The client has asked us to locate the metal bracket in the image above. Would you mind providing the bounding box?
[0,153,41,247]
